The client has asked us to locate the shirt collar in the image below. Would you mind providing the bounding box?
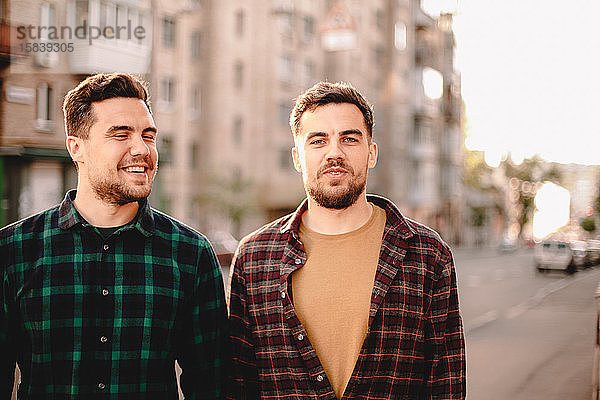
[58,189,155,237]
[280,194,416,239]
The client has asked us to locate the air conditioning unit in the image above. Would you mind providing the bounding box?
[34,41,59,68]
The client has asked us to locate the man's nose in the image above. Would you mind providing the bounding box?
[129,133,150,156]
[325,140,344,160]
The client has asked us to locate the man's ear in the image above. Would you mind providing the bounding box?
[291,146,302,173]
[66,135,84,164]
[368,141,378,169]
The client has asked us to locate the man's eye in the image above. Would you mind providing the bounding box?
[343,137,358,142]
[143,135,156,141]
[310,139,325,145]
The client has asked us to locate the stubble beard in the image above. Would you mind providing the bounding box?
[306,161,367,210]
[90,157,157,206]
[92,180,153,206]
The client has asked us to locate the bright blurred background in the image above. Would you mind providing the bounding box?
[1,0,598,248]
[3,1,600,399]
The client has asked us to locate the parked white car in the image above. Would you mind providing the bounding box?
[534,239,575,274]
[587,239,600,266]
[570,240,590,269]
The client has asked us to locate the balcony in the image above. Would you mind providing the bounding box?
[69,38,151,75]
[66,0,152,74]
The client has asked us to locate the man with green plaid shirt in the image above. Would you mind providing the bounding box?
[0,73,228,399]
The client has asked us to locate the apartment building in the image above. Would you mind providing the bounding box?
[148,0,207,228]
[188,0,463,241]
[0,0,152,226]
[195,0,464,241]
[1,0,464,244]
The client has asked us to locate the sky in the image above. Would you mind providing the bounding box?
[421,0,600,167]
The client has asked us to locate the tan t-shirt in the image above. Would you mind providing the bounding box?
[292,204,386,398]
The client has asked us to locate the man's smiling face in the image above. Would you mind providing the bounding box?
[73,97,158,205]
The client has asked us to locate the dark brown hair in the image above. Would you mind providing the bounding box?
[289,81,374,140]
[62,73,151,139]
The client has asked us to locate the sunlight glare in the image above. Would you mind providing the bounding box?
[484,150,502,168]
[532,182,570,239]
[422,67,443,100]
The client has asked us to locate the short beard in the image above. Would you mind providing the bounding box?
[92,181,152,206]
[90,155,156,206]
[306,161,367,210]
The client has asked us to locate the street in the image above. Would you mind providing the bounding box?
[455,247,600,399]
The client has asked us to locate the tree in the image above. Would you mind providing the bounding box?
[501,155,562,239]
[195,173,256,239]
[581,217,597,235]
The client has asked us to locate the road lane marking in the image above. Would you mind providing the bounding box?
[465,310,499,332]
[465,268,600,332]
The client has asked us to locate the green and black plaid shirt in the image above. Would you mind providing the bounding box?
[0,191,228,399]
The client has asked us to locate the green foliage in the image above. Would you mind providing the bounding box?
[581,217,597,233]
[470,206,487,227]
[463,150,492,190]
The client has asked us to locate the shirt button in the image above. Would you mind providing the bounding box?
[297,333,304,341]
[98,382,106,390]
[102,289,109,296]
[103,244,109,251]
[316,374,324,382]
[100,336,108,343]
[281,291,286,299]
[294,258,302,264]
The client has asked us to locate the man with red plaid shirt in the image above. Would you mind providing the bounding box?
[227,82,466,399]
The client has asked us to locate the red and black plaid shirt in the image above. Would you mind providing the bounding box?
[227,195,465,399]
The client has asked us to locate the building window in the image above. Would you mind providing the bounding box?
[395,22,407,50]
[160,136,173,164]
[39,2,55,39]
[36,82,53,131]
[190,86,201,118]
[373,45,385,68]
[235,9,245,37]
[116,5,127,39]
[233,116,243,146]
[189,141,199,169]
[162,16,176,48]
[99,1,115,34]
[278,13,293,37]
[160,78,175,106]
[413,118,432,145]
[375,8,385,30]
[35,2,58,67]
[190,31,201,59]
[302,59,315,87]
[303,16,314,43]
[278,54,293,83]
[279,148,293,170]
[278,101,289,127]
[234,61,244,89]
[75,0,88,28]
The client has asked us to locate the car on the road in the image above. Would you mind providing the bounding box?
[570,240,589,269]
[587,239,600,266]
[534,239,576,274]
